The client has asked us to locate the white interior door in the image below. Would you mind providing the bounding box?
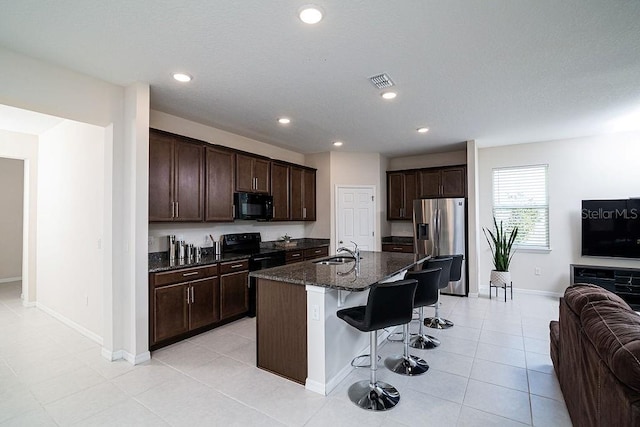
[336,186,375,251]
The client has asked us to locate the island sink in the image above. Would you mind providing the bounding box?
[313,256,356,265]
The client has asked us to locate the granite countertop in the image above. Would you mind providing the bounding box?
[250,251,428,291]
[148,238,330,273]
[382,236,414,245]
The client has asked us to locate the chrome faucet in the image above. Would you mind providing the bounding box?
[337,241,360,260]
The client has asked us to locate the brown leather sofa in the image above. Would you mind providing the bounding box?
[550,283,640,426]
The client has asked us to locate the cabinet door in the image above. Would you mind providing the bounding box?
[290,167,304,220]
[270,162,290,220]
[441,166,466,197]
[304,246,328,260]
[387,172,404,220]
[189,277,219,330]
[235,154,254,192]
[303,169,316,221]
[174,141,204,221]
[205,147,234,221]
[153,283,189,343]
[253,158,271,194]
[382,244,414,253]
[403,172,417,218]
[149,131,175,221]
[220,271,249,319]
[418,169,441,198]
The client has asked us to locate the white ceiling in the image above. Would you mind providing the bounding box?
[0,1,639,157]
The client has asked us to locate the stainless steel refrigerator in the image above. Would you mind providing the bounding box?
[413,198,467,296]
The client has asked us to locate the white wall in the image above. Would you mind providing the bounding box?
[388,150,466,171]
[0,129,38,302]
[37,120,105,339]
[0,46,148,362]
[0,158,24,281]
[478,131,640,295]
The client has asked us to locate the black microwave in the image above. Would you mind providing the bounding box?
[234,192,273,220]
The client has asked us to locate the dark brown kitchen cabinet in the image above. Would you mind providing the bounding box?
[149,129,204,222]
[418,166,466,198]
[220,260,249,319]
[236,154,270,194]
[150,265,220,348]
[387,171,417,220]
[270,162,290,220]
[291,167,316,221]
[382,244,414,253]
[205,147,235,221]
[303,246,328,260]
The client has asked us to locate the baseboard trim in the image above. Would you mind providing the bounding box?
[36,302,103,345]
[479,285,562,299]
[0,276,21,284]
[101,348,151,365]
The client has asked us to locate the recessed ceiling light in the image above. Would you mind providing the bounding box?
[381,91,397,100]
[299,5,323,24]
[417,127,429,133]
[172,73,192,82]
[333,141,343,147]
[278,117,291,124]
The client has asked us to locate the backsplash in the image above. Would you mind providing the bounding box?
[148,221,307,253]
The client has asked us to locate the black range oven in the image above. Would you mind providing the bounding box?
[221,233,285,317]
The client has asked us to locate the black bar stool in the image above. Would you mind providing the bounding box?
[337,279,418,411]
[406,268,442,349]
[423,257,455,329]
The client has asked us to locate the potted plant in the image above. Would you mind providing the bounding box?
[483,217,518,286]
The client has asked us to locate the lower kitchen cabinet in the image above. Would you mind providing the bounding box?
[220,260,249,319]
[150,265,220,348]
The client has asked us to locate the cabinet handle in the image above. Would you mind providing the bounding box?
[191,287,194,303]
[176,202,179,217]
[314,249,321,253]
[393,247,403,250]
[182,271,199,277]
[303,207,307,219]
[230,264,244,269]
[185,288,190,304]
[291,253,301,257]
[172,202,175,218]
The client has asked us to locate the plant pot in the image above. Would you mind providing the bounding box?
[490,270,511,287]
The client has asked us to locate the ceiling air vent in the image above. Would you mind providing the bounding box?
[369,73,394,89]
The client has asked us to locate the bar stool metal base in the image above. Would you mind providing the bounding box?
[424,316,454,329]
[347,380,400,411]
[410,333,440,349]
[384,354,429,376]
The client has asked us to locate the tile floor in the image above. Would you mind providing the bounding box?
[0,281,572,426]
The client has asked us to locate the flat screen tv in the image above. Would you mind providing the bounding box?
[582,199,640,259]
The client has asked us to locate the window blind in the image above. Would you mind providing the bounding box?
[492,165,549,249]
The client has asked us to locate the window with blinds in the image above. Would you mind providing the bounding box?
[492,165,549,249]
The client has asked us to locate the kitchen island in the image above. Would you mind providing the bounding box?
[250,251,428,395]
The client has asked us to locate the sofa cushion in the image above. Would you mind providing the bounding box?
[581,301,640,393]
[565,283,630,315]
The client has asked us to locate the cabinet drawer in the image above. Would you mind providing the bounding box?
[220,259,249,274]
[304,246,329,259]
[286,250,304,263]
[382,244,414,253]
[152,265,219,287]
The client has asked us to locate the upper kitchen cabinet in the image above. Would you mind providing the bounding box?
[149,129,204,222]
[236,153,270,194]
[418,165,466,198]
[387,171,417,220]
[291,166,316,221]
[270,162,290,221]
[205,147,235,222]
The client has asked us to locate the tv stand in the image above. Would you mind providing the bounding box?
[571,264,640,310]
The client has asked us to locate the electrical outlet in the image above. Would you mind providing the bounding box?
[311,304,320,321]
[148,236,154,247]
[85,295,89,306]
[535,267,541,276]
